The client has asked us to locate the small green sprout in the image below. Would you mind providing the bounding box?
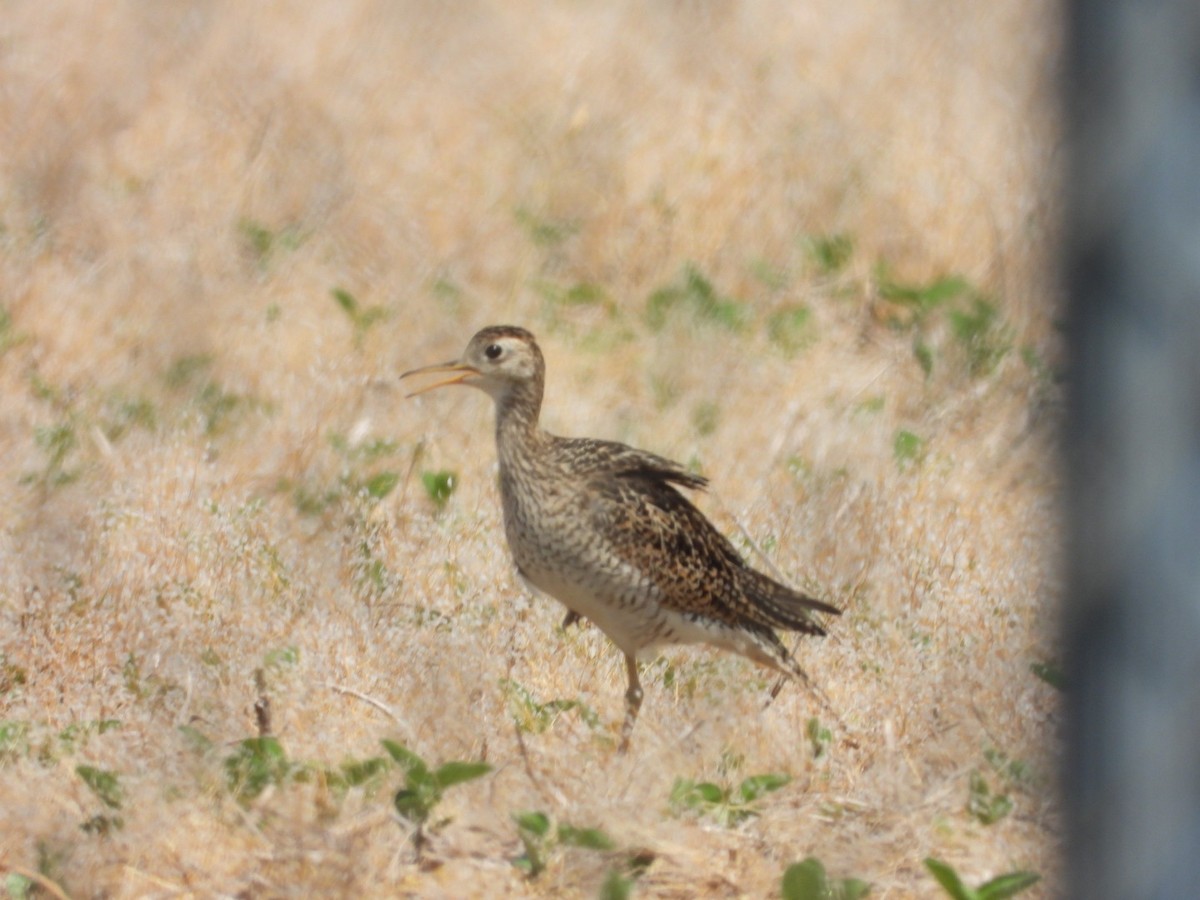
[803,233,855,275]
[382,739,491,855]
[893,430,925,467]
[77,765,125,834]
[924,858,1039,900]
[500,678,601,735]
[668,771,791,827]
[646,264,747,332]
[512,809,615,877]
[421,470,458,508]
[223,736,295,803]
[331,287,388,345]
[782,857,871,899]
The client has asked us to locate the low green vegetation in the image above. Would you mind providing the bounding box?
[22,421,79,488]
[238,217,306,270]
[1030,659,1066,690]
[646,264,748,333]
[512,810,614,877]
[803,233,855,276]
[767,304,815,356]
[0,718,122,766]
[668,770,791,827]
[279,431,413,518]
[0,306,28,359]
[500,678,602,735]
[224,736,294,803]
[384,739,492,855]
[967,747,1033,826]
[332,287,389,346]
[420,469,458,508]
[782,856,871,900]
[515,206,579,249]
[875,267,1012,379]
[807,717,833,760]
[165,353,267,436]
[893,429,925,467]
[213,733,491,857]
[924,858,1040,900]
[76,764,125,834]
[510,809,653,897]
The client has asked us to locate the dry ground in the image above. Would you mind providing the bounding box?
[0,2,1064,897]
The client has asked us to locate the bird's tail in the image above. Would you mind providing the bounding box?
[740,568,841,635]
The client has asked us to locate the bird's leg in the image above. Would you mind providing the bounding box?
[561,610,582,629]
[618,654,643,754]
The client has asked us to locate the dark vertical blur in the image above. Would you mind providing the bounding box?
[1065,2,1200,897]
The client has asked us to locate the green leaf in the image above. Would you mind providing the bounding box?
[840,878,873,899]
[264,645,299,669]
[948,297,1010,377]
[977,871,1040,900]
[914,337,934,376]
[645,264,747,332]
[893,430,924,466]
[558,824,615,851]
[737,772,791,803]
[804,233,854,275]
[599,869,635,900]
[4,872,32,900]
[1030,660,1067,690]
[880,274,970,311]
[0,720,30,759]
[767,305,815,356]
[924,858,975,900]
[394,786,437,824]
[513,810,552,837]
[670,778,725,811]
[177,724,214,755]
[512,810,553,877]
[223,736,292,802]
[332,287,359,316]
[514,206,578,247]
[339,756,389,788]
[433,760,492,790]
[76,765,123,809]
[364,471,400,500]
[381,739,429,778]
[967,770,1013,825]
[807,717,833,759]
[782,857,828,900]
[421,470,458,508]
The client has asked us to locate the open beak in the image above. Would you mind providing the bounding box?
[399,360,481,398]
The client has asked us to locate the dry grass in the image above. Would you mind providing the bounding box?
[0,2,1064,897]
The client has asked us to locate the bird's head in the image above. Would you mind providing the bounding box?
[401,325,544,405]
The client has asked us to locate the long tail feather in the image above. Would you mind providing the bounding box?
[740,568,840,634]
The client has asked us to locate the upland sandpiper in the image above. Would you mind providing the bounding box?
[402,326,839,751]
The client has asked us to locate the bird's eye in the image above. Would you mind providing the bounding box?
[484,343,503,361]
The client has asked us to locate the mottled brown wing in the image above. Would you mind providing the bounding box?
[557,437,709,491]
[586,471,838,634]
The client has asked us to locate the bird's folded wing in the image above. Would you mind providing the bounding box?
[558,437,709,491]
[585,470,831,631]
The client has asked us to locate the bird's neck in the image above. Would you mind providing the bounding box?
[493,380,546,468]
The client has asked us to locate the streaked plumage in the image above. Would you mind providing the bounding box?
[402,325,838,750]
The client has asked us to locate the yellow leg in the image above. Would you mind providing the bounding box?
[619,654,643,754]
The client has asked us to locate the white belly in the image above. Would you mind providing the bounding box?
[514,557,754,666]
